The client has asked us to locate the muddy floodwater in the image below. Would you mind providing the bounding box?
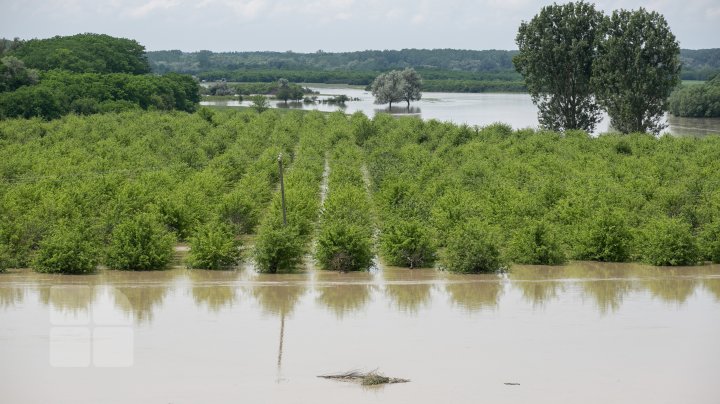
[2,262,719,403]
[200,86,720,137]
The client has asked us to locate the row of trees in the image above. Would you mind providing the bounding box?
[2,109,719,274]
[514,2,681,134]
[370,68,423,108]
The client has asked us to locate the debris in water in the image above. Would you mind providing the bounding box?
[318,369,410,386]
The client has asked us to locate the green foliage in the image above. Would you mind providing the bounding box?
[508,221,566,265]
[0,243,10,272]
[0,70,199,119]
[254,224,305,273]
[379,219,436,268]
[316,221,374,272]
[514,1,603,132]
[250,94,269,113]
[699,221,720,263]
[443,219,505,273]
[576,209,633,262]
[371,70,405,108]
[668,75,720,118]
[639,217,699,266]
[187,221,241,270]
[0,56,39,92]
[33,223,99,274]
[593,8,681,134]
[10,34,150,74]
[106,213,176,271]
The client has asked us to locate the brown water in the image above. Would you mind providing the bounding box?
[1,262,719,403]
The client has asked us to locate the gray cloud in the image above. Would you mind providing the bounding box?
[0,0,717,51]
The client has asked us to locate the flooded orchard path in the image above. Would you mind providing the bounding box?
[1,262,719,403]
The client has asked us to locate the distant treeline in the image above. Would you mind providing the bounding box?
[148,48,720,82]
[668,74,720,117]
[149,49,518,74]
[195,68,526,92]
[0,34,199,119]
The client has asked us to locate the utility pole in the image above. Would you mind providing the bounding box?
[278,153,287,226]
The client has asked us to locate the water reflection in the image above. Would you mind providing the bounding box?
[382,267,436,313]
[105,270,178,323]
[445,275,504,312]
[641,267,701,304]
[38,282,97,314]
[667,115,720,136]
[0,285,25,309]
[249,273,308,317]
[510,266,566,308]
[188,269,242,312]
[374,106,422,116]
[315,271,374,318]
[703,278,720,301]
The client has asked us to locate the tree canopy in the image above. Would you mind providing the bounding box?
[593,8,681,134]
[371,68,422,108]
[514,1,603,132]
[9,33,150,74]
[515,3,681,134]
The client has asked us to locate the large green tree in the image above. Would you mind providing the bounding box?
[371,70,404,109]
[592,8,681,134]
[400,67,422,108]
[514,1,603,132]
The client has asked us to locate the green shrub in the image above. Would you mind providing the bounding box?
[443,219,505,273]
[33,223,99,274]
[219,189,262,234]
[699,221,720,263]
[640,217,700,266]
[316,220,374,272]
[187,221,241,270]
[254,224,305,273]
[576,209,633,262]
[508,221,566,265]
[106,213,176,270]
[0,243,13,272]
[380,219,436,268]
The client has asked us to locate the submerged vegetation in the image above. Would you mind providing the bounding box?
[1,109,719,274]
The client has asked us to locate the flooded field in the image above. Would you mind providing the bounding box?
[200,86,720,137]
[2,262,719,403]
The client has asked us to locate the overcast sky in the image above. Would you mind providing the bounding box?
[2,0,718,52]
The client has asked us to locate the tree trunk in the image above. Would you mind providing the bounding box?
[389,101,392,109]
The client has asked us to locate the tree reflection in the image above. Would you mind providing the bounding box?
[570,262,638,315]
[189,269,241,312]
[382,268,436,313]
[38,280,97,314]
[249,274,308,317]
[510,266,565,308]
[641,267,700,304]
[445,275,503,312]
[108,269,177,323]
[315,272,373,318]
[0,285,25,309]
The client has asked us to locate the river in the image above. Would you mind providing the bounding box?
[200,86,720,136]
[2,262,719,403]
